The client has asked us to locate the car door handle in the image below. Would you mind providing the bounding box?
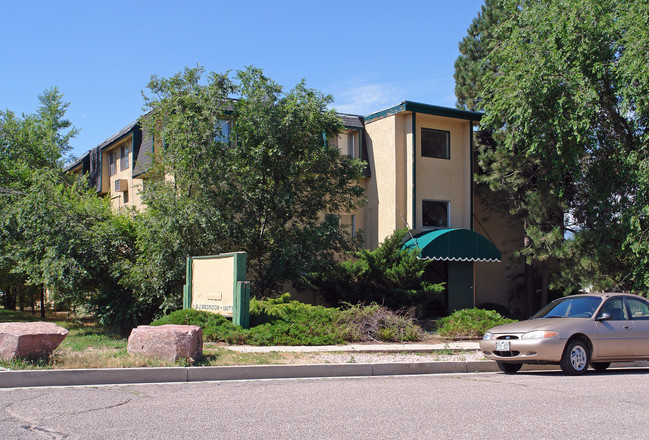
[623,325,632,330]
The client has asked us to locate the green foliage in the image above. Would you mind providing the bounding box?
[454,0,508,111]
[457,0,649,305]
[0,308,44,323]
[152,295,423,345]
[139,66,366,299]
[436,308,516,339]
[0,90,155,335]
[151,309,247,343]
[307,229,444,310]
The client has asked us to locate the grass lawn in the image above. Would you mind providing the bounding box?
[0,309,349,370]
[1,308,470,370]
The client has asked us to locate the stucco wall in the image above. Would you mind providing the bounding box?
[414,114,472,232]
[101,135,145,210]
[473,193,525,312]
[362,115,400,246]
[363,112,474,246]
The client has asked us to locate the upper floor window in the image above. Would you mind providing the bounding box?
[109,151,117,176]
[421,128,450,159]
[120,145,129,170]
[215,120,231,144]
[422,200,449,228]
[335,132,358,158]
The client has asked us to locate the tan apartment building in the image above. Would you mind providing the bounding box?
[68,101,524,316]
[66,121,152,210]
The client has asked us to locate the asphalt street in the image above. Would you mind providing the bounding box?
[2,369,648,439]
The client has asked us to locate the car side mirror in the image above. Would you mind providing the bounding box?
[596,312,611,321]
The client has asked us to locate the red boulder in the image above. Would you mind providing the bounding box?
[0,322,69,361]
[127,325,203,362]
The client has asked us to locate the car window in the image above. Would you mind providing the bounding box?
[625,297,649,320]
[599,297,629,320]
[533,296,601,319]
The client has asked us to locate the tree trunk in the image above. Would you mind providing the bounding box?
[524,234,535,317]
[18,284,24,312]
[40,285,46,319]
[525,262,535,318]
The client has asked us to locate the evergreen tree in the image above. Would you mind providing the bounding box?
[467,0,649,307]
[454,0,508,111]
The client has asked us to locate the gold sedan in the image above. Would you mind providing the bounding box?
[480,292,649,374]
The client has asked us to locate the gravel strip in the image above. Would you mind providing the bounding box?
[296,351,485,364]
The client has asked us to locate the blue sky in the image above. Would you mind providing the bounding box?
[2,0,485,159]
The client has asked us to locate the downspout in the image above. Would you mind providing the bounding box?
[470,120,476,306]
[469,120,474,231]
[99,147,104,194]
[412,113,417,229]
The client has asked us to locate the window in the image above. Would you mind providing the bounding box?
[421,128,450,159]
[626,297,649,320]
[120,145,129,170]
[109,151,116,176]
[215,120,231,144]
[325,213,339,228]
[346,132,356,158]
[422,200,449,228]
[600,297,629,320]
[335,132,357,158]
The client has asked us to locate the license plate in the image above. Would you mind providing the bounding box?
[495,340,511,351]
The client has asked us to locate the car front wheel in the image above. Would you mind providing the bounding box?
[560,339,590,375]
[497,362,522,374]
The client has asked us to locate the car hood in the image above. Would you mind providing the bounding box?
[488,318,592,334]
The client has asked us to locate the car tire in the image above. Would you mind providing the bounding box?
[497,362,522,374]
[560,339,590,375]
[591,362,610,372]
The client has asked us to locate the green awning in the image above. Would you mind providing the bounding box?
[402,228,501,262]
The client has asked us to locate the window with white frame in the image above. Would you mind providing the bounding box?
[421,128,450,159]
[422,200,450,228]
[335,132,357,158]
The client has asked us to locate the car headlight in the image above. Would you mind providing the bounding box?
[483,331,494,340]
[521,331,558,339]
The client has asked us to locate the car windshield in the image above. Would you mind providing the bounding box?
[532,296,602,319]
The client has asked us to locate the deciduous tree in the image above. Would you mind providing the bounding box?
[139,66,366,299]
[461,0,649,308]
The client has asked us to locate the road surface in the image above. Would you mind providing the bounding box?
[1,368,648,439]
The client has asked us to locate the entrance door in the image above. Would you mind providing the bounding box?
[423,261,447,317]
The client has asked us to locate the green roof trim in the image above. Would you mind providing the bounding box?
[364,101,483,124]
[403,228,501,262]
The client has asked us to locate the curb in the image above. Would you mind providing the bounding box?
[0,361,500,388]
[2,360,647,389]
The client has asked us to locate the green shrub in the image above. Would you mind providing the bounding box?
[151,309,248,343]
[248,294,343,345]
[306,229,444,310]
[436,308,516,339]
[151,296,424,345]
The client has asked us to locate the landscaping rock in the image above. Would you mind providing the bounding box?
[0,322,69,361]
[127,325,203,362]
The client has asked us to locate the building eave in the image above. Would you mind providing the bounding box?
[364,101,483,124]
